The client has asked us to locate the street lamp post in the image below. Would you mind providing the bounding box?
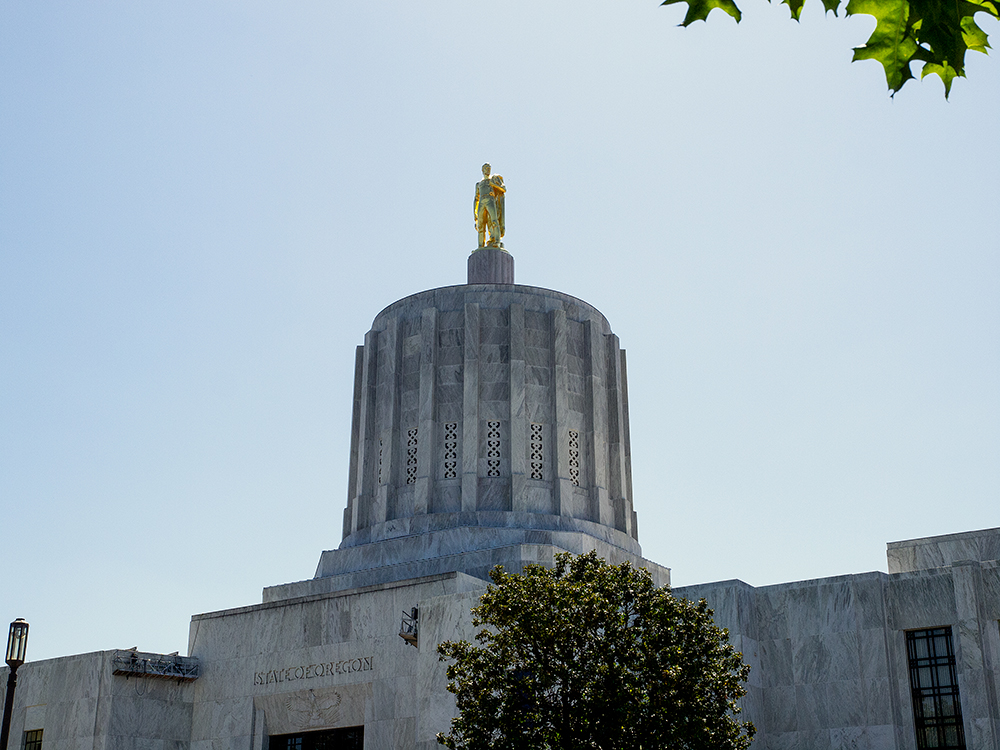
[0,619,29,750]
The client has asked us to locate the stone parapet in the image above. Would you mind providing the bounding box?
[887,526,1000,573]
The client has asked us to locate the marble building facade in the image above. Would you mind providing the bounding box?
[2,247,998,750]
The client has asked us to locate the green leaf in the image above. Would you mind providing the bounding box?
[779,0,844,19]
[661,0,742,26]
[961,14,991,52]
[921,60,962,95]
[846,0,918,92]
[783,0,808,21]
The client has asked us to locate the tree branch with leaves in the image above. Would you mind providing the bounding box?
[661,0,999,95]
[436,551,754,750]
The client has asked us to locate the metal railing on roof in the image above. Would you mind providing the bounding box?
[112,649,200,681]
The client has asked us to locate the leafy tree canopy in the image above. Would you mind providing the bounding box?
[436,551,754,750]
[659,0,999,95]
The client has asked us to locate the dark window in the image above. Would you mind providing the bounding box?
[907,627,966,750]
[22,730,43,750]
[271,727,363,750]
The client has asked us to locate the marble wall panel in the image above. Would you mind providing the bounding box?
[826,680,865,728]
[858,628,890,682]
[475,477,510,511]
[479,384,508,403]
[887,572,958,629]
[401,385,419,411]
[480,308,507,328]
[437,328,462,348]
[479,363,507,384]
[526,365,550,386]
[764,730,803,750]
[980,565,1000,614]
[957,667,990,721]
[566,373,585,395]
[759,638,795,688]
[437,345,462,366]
[438,311,462,330]
[402,317,421,337]
[847,575,886,631]
[480,329,507,349]
[796,683,834,730]
[795,631,861,683]
[431,485,461,513]
[524,345,549,367]
[437,401,462,424]
[756,588,791,640]
[323,599,353,644]
[391,716,417,749]
[862,679,893,726]
[371,678,397,720]
[762,685,798,733]
[524,310,548,331]
[43,698,99,740]
[789,580,858,637]
[524,485,554,514]
[969,717,996,750]
[436,365,463,387]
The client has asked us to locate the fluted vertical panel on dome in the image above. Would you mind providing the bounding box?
[344,345,365,540]
[376,317,400,526]
[415,307,437,516]
[551,308,571,518]
[605,333,629,535]
[509,303,527,513]
[585,319,612,529]
[619,349,638,540]
[461,303,480,512]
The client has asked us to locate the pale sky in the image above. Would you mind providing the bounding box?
[2,2,997,663]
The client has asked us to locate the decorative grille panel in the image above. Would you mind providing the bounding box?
[486,421,501,477]
[444,422,458,479]
[530,423,544,480]
[568,429,580,486]
[406,428,418,485]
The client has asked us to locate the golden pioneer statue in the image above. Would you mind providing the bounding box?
[473,163,506,248]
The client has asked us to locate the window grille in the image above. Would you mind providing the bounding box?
[22,730,43,750]
[486,421,501,477]
[568,429,580,486]
[530,423,544,480]
[444,422,458,479]
[406,428,418,484]
[907,627,966,750]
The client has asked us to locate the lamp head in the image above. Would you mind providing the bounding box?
[5,619,28,668]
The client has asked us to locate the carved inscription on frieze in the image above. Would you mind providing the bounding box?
[253,656,373,686]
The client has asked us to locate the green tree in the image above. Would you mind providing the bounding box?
[659,0,999,95]
[436,551,754,750]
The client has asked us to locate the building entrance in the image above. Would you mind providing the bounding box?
[270,727,363,750]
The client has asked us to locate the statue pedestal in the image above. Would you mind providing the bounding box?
[468,246,514,284]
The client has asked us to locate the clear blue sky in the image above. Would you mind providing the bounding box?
[2,2,997,662]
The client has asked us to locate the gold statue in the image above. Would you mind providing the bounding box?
[473,163,506,248]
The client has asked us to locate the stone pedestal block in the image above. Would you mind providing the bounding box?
[468,246,514,284]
